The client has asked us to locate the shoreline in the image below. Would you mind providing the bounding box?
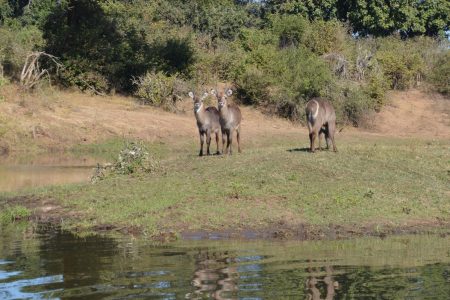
[3,195,449,242]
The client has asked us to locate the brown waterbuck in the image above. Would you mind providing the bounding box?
[211,88,242,155]
[305,98,337,152]
[189,91,221,156]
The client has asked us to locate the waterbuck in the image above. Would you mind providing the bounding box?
[305,98,337,152]
[189,91,221,156]
[211,88,242,155]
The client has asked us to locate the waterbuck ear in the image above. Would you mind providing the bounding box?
[201,92,209,100]
[188,91,194,99]
[226,89,233,97]
[210,89,217,96]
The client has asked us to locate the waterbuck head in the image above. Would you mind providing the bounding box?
[189,91,209,113]
[210,89,232,109]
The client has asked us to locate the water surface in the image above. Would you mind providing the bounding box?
[0,224,449,299]
[0,154,98,192]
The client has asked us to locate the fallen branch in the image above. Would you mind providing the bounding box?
[20,52,63,90]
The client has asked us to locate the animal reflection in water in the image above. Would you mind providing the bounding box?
[189,251,238,299]
[306,265,339,300]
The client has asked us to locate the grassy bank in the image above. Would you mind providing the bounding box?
[2,133,449,238]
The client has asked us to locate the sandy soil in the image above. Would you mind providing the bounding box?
[371,89,450,138]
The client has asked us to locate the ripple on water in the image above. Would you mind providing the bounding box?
[0,226,449,299]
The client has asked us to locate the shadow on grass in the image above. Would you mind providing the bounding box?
[287,148,310,153]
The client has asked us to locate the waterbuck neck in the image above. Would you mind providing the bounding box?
[219,104,230,117]
[195,104,207,123]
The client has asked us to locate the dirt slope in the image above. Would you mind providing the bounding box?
[0,86,448,153]
[372,89,450,138]
[0,86,303,152]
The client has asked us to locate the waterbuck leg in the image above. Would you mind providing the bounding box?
[310,130,317,153]
[206,130,212,155]
[328,122,338,152]
[222,131,226,154]
[215,132,220,155]
[324,126,330,150]
[227,130,233,155]
[318,131,323,151]
[325,134,331,150]
[236,128,241,153]
[199,132,204,156]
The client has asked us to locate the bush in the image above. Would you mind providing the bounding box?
[91,141,161,182]
[58,59,109,94]
[236,66,272,105]
[429,51,450,95]
[132,71,186,110]
[375,37,427,89]
[274,47,332,100]
[303,20,347,55]
[342,86,375,126]
[269,14,308,48]
[0,25,44,79]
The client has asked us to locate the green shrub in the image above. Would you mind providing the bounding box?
[132,71,186,110]
[91,141,161,182]
[429,51,450,95]
[236,66,272,105]
[364,73,389,111]
[0,25,44,79]
[341,86,375,126]
[275,47,332,99]
[375,37,427,89]
[59,59,109,94]
[0,205,31,224]
[303,20,347,55]
[269,14,308,48]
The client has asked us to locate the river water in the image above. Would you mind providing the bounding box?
[0,224,449,299]
[0,155,97,192]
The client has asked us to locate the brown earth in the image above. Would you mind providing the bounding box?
[0,85,303,153]
[0,86,448,155]
[370,89,450,138]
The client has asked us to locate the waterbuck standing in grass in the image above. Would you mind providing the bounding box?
[189,91,221,156]
[211,88,242,155]
[305,98,337,152]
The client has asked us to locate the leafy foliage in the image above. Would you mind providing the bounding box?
[132,71,186,110]
[429,51,450,95]
[0,0,448,126]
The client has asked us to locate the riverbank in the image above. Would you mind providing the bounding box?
[1,87,449,241]
[2,133,449,241]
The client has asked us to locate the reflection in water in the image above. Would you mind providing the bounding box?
[191,251,238,299]
[306,266,337,300]
[0,225,449,299]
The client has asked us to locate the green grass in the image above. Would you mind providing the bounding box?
[0,205,31,224]
[70,137,170,161]
[9,133,448,235]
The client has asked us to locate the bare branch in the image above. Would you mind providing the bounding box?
[20,52,63,90]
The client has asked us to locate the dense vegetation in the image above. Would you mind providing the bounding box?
[0,0,449,125]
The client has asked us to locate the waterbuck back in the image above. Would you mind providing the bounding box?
[305,98,337,152]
